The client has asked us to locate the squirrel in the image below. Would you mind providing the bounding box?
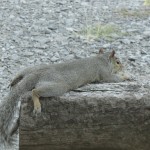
[0,49,130,146]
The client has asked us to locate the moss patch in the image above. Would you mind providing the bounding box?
[144,0,150,6]
[118,8,150,18]
[78,24,123,40]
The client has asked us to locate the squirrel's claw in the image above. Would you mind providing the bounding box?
[33,105,41,115]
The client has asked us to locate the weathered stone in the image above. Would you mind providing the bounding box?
[19,83,150,150]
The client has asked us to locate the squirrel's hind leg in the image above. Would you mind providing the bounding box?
[32,82,69,115]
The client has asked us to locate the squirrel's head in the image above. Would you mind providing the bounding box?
[109,50,123,73]
[99,48,123,73]
[98,48,131,81]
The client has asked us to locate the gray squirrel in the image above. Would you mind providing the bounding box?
[0,49,130,145]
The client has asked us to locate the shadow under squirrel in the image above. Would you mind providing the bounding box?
[0,49,130,146]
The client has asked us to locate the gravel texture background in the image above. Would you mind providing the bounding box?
[0,0,150,149]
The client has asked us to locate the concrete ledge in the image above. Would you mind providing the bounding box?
[19,82,150,150]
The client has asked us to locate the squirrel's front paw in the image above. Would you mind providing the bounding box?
[33,103,41,115]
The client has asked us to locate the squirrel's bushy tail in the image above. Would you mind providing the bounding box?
[0,74,38,148]
[0,88,21,148]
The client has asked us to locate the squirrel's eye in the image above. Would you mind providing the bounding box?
[116,61,120,64]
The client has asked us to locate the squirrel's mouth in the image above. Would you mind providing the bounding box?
[118,71,132,81]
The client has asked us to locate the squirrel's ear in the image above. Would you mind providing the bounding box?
[109,50,115,58]
[99,48,104,54]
